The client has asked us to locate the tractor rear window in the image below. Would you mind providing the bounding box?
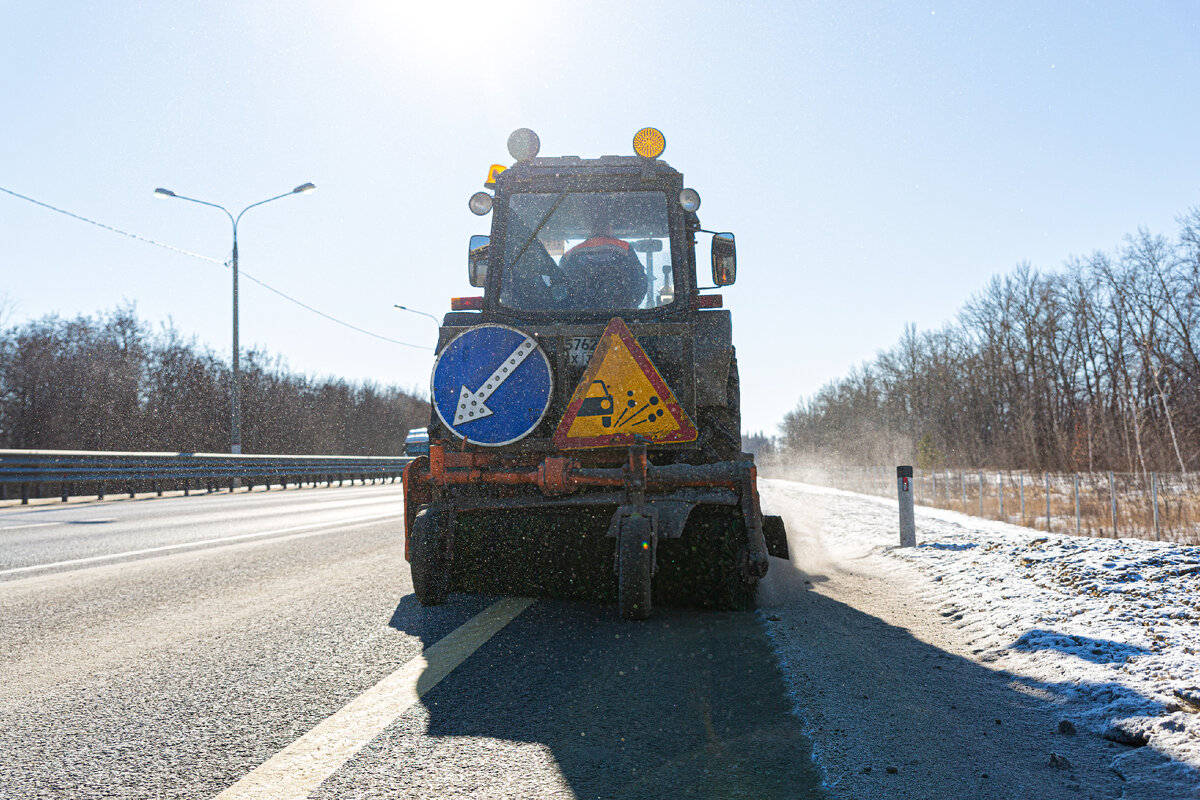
[499,192,675,312]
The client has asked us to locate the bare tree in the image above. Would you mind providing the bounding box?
[780,210,1200,473]
[0,307,429,455]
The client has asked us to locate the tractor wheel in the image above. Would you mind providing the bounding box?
[618,515,654,620]
[410,505,452,606]
[693,351,742,464]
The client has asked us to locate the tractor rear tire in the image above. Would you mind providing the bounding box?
[692,351,742,464]
[411,505,452,606]
[618,515,654,620]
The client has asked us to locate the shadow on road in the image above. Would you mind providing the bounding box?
[757,554,1200,799]
[367,544,1200,800]
[377,589,825,799]
[385,592,497,644]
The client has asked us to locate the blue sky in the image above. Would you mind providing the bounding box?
[3,1,1199,435]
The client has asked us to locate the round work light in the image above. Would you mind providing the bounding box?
[507,128,541,162]
[468,192,493,216]
[679,188,701,213]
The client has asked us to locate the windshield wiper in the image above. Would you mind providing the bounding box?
[506,192,567,270]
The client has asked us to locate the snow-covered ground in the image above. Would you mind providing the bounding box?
[758,479,1200,799]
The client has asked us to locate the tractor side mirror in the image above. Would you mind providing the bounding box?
[711,232,736,286]
[468,234,490,288]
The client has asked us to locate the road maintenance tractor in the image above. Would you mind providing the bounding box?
[402,128,788,619]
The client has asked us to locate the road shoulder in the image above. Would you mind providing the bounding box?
[758,480,1134,800]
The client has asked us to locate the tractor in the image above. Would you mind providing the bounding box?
[402,127,788,619]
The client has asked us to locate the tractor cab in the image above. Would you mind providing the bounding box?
[464,128,734,322]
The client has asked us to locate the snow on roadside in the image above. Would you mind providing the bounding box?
[765,479,1200,794]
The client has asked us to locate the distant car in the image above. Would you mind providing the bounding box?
[404,427,429,457]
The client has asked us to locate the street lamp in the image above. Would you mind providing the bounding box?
[393,304,440,328]
[154,182,316,454]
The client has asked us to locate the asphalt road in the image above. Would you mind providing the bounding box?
[0,485,823,799]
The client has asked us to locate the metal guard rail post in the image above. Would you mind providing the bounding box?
[0,449,413,504]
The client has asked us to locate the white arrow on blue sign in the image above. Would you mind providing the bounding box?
[431,324,554,446]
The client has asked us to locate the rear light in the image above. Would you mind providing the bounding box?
[450,296,484,311]
[693,294,723,309]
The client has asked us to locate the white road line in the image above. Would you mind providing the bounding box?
[0,512,399,577]
[0,522,60,532]
[213,596,534,800]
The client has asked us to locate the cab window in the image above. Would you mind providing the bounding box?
[499,192,674,312]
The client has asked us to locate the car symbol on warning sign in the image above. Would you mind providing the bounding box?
[577,380,615,427]
[554,318,697,449]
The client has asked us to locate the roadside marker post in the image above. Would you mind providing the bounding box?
[1152,472,1160,540]
[1109,471,1117,536]
[998,471,1004,518]
[1020,474,1025,520]
[1045,472,1052,532]
[1080,472,1089,534]
[978,470,984,516]
[897,465,916,548]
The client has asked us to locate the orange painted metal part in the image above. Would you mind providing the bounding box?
[419,443,743,494]
[403,443,768,574]
[537,456,576,495]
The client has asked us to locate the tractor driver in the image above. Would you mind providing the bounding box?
[558,232,647,310]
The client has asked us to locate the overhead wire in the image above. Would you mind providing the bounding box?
[0,185,224,264]
[0,185,434,351]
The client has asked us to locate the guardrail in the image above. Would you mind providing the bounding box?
[0,449,413,505]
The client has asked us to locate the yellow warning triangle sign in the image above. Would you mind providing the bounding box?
[554,318,697,449]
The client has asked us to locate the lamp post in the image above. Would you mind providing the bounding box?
[393,304,440,328]
[154,182,316,454]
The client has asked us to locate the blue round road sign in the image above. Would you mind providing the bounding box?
[431,324,553,446]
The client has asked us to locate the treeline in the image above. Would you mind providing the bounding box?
[0,305,429,455]
[782,207,1200,474]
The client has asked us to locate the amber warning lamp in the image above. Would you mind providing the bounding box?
[633,127,666,159]
[484,164,506,189]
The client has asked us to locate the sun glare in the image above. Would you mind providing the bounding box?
[350,0,552,74]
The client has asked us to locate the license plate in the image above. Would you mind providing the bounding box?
[565,337,598,367]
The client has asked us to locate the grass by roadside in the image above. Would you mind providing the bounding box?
[763,465,1200,545]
